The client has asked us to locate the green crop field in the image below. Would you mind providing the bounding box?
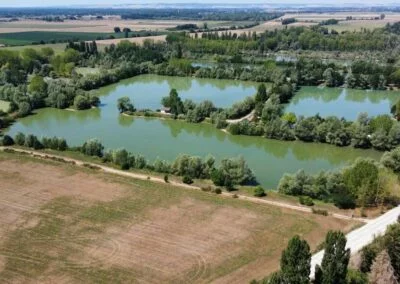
[0,31,118,46]
[0,30,166,46]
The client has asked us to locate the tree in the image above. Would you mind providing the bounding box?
[385,224,400,278]
[81,139,104,157]
[255,83,268,103]
[17,102,31,117]
[381,146,400,173]
[161,89,184,116]
[14,132,25,146]
[346,269,368,284]
[343,159,379,206]
[117,96,135,113]
[282,112,297,125]
[218,156,255,185]
[28,75,47,94]
[73,95,90,110]
[280,235,311,284]
[1,135,14,146]
[369,250,398,284]
[318,231,350,284]
[114,27,121,33]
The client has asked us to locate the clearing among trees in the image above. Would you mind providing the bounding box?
[0,151,358,283]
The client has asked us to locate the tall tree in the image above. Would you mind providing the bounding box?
[255,83,268,103]
[161,89,184,117]
[280,235,311,284]
[369,250,398,284]
[318,231,350,284]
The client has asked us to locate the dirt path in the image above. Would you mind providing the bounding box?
[226,110,255,124]
[0,147,368,223]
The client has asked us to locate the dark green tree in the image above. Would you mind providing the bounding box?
[318,231,350,284]
[255,83,268,103]
[117,96,135,113]
[280,235,311,284]
[161,89,184,117]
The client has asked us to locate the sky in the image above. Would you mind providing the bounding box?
[0,0,398,7]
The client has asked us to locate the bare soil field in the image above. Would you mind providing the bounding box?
[0,151,358,283]
[0,19,225,34]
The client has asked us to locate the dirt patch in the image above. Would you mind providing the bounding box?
[0,159,125,203]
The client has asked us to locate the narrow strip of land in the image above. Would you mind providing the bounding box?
[226,110,255,124]
[0,146,367,223]
[310,204,400,277]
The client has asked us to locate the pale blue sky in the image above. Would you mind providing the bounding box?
[0,0,398,7]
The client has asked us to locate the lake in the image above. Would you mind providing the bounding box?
[95,74,259,110]
[6,75,382,188]
[286,86,400,120]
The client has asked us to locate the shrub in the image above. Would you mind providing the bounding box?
[299,196,314,206]
[333,194,356,209]
[213,188,222,194]
[182,175,193,184]
[81,139,104,157]
[312,208,328,216]
[1,135,14,146]
[121,162,129,170]
[254,186,266,197]
[14,132,26,146]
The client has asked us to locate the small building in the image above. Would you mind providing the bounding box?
[160,107,171,114]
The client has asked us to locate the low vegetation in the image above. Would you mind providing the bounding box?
[278,152,400,210]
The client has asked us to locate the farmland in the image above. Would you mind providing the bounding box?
[0,19,233,34]
[0,150,357,283]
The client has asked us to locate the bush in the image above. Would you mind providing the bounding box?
[299,196,314,206]
[211,169,225,186]
[1,135,14,146]
[182,175,193,184]
[81,138,104,157]
[254,186,266,197]
[312,208,328,216]
[213,188,222,194]
[14,132,25,146]
[121,162,129,170]
[333,194,356,209]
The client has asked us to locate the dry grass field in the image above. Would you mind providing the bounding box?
[0,151,358,283]
[0,19,228,34]
[281,12,400,32]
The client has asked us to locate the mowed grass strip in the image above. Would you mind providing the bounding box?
[0,151,358,283]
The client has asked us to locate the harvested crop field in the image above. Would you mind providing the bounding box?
[0,19,226,34]
[0,151,358,283]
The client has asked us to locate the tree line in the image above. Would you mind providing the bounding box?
[0,133,255,188]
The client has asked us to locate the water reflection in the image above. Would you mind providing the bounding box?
[286,86,400,120]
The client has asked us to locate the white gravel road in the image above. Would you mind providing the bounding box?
[310,205,400,277]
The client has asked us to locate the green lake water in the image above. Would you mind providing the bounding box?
[95,74,259,110]
[5,76,383,188]
[286,86,400,120]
